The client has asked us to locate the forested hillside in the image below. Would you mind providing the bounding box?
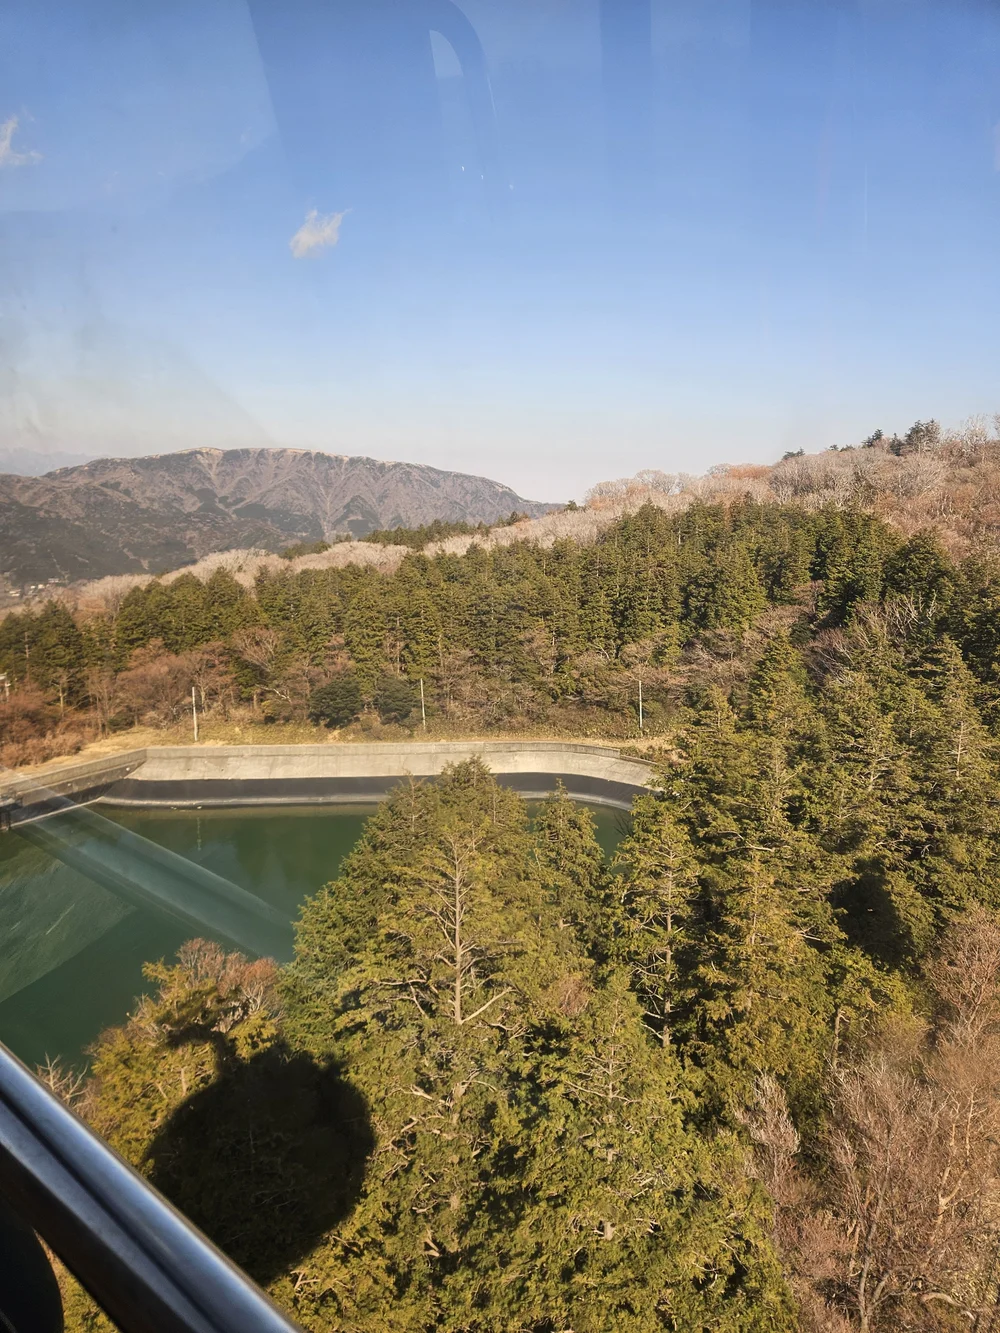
[1,492,999,763]
[50,751,1000,1330]
[10,478,1000,1327]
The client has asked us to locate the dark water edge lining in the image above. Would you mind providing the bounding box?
[92,773,643,812]
[6,782,121,826]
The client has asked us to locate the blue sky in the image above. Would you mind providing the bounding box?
[1,0,999,501]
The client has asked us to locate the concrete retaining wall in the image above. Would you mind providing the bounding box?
[2,742,656,817]
[0,750,147,822]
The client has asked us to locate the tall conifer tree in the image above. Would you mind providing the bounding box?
[611,792,700,1045]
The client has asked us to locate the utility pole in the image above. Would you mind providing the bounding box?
[191,686,199,742]
[419,678,427,731]
[0,673,8,701]
[638,677,643,732]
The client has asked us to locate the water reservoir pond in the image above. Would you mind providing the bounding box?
[0,803,626,1071]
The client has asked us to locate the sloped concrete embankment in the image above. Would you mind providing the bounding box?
[1,743,655,819]
[102,742,656,812]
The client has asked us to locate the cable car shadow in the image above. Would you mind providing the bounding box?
[143,1036,373,1288]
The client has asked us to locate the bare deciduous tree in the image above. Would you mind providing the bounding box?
[184,642,236,716]
[231,626,310,714]
[231,626,282,676]
[85,666,119,735]
[761,914,1000,1331]
[36,1056,86,1107]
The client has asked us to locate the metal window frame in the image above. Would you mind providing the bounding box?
[0,1040,304,1333]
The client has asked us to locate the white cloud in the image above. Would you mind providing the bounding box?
[289,208,349,259]
[0,115,41,168]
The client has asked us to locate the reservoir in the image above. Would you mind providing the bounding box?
[0,802,627,1071]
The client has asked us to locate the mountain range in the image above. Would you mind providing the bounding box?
[0,448,552,586]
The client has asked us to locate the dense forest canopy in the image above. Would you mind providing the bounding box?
[51,732,1000,1329]
[3,495,1000,765]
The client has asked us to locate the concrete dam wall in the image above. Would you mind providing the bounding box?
[2,741,656,820]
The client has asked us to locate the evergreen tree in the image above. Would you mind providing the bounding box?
[683,540,767,635]
[817,668,904,854]
[577,545,616,653]
[344,579,388,690]
[951,554,1000,684]
[396,579,441,682]
[882,530,955,612]
[166,573,214,651]
[307,673,362,728]
[532,783,609,955]
[814,509,895,623]
[282,763,794,1331]
[760,523,813,603]
[293,569,344,662]
[31,601,85,702]
[545,539,585,668]
[903,638,1000,915]
[0,608,30,684]
[684,845,830,1121]
[80,614,116,672]
[742,633,808,737]
[611,792,700,1044]
[610,506,678,646]
[373,673,419,724]
[115,584,173,665]
[203,568,257,640]
[682,686,761,857]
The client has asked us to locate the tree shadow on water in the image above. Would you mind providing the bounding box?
[143,1040,373,1286]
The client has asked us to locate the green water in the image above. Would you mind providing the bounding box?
[0,803,627,1070]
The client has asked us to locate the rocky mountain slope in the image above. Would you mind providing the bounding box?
[0,448,552,585]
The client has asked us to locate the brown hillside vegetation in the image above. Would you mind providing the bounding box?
[589,415,1000,558]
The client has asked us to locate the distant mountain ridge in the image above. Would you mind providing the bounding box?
[0,448,553,585]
